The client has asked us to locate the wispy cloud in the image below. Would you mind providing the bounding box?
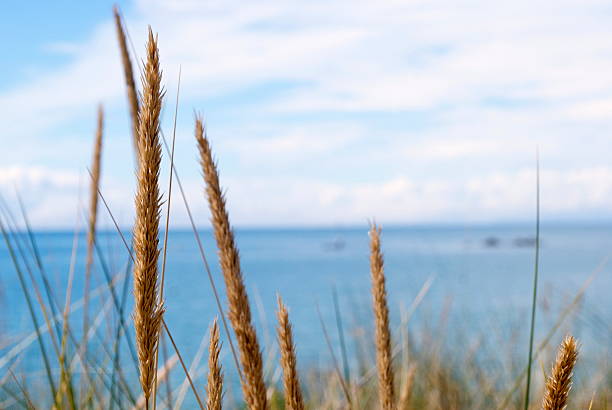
[1,0,612,226]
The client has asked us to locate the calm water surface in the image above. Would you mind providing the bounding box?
[1,224,610,393]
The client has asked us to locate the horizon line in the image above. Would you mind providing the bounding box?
[9,218,612,233]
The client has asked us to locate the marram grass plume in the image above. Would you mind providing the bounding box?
[542,335,579,410]
[207,320,223,410]
[369,224,395,410]
[113,5,140,156]
[196,116,268,410]
[132,27,165,404]
[83,104,103,351]
[276,296,305,410]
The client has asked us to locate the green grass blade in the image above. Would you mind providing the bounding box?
[0,217,58,404]
[332,285,351,383]
[523,152,540,410]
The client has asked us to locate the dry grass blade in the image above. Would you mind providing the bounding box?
[160,129,243,382]
[83,104,103,365]
[133,27,165,406]
[369,224,395,410]
[90,173,205,408]
[113,5,140,155]
[195,116,268,410]
[172,325,210,410]
[497,264,600,409]
[542,335,579,410]
[0,217,58,402]
[58,209,82,410]
[207,320,223,410]
[398,363,416,410]
[162,320,206,409]
[161,337,173,407]
[152,64,180,410]
[276,296,304,410]
[316,303,352,406]
[9,370,35,410]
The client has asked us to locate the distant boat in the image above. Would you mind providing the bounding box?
[484,236,500,248]
[514,237,538,248]
[323,237,346,251]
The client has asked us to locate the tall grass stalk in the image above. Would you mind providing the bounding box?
[0,193,65,340]
[152,64,180,410]
[133,27,165,406]
[161,320,206,409]
[9,370,35,409]
[317,303,353,406]
[114,3,243,385]
[171,326,209,409]
[82,104,104,400]
[3,10,606,410]
[0,218,58,404]
[524,152,541,410]
[110,250,137,409]
[277,296,305,410]
[112,11,243,398]
[160,129,244,382]
[332,285,351,384]
[369,224,395,410]
[0,202,64,360]
[196,116,268,409]
[113,5,140,156]
[85,170,141,368]
[92,162,206,408]
[498,263,599,408]
[58,208,81,410]
[207,320,223,410]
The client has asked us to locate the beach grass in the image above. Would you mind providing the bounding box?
[0,9,610,410]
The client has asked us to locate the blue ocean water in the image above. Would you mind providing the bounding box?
[1,224,610,394]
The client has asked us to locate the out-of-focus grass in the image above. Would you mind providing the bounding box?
[0,209,609,409]
[0,9,610,409]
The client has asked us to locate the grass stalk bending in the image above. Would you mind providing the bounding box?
[196,116,268,410]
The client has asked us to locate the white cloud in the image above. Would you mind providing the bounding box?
[2,162,612,228]
[222,124,361,159]
[2,0,612,226]
[216,167,612,225]
[0,166,81,190]
[43,41,82,56]
[566,98,612,120]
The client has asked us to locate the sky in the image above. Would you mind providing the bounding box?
[2,0,612,228]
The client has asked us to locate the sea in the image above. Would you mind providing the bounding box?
[1,224,611,399]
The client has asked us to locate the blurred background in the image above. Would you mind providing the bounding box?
[2,0,612,227]
[0,1,611,408]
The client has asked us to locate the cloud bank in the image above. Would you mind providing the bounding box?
[1,0,612,227]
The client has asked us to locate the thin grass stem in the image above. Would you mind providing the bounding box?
[524,151,540,410]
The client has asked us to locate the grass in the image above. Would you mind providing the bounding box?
[524,151,541,410]
[132,27,165,407]
[369,224,394,410]
[0,9,610,410]
[542,335,578,410]
[207,320,223,410]
[197,114,268,409]
[276,296,304,410]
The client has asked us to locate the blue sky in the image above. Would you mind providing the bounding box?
[2,0,612,228]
